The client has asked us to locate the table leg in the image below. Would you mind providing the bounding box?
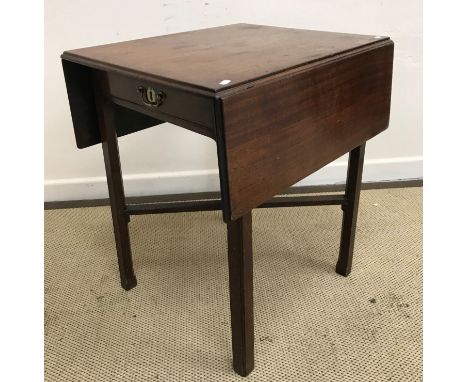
[336,143,366,277]
[94,73,137,291]
[227,211,254,377]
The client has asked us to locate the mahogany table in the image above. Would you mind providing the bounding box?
[62,24,393,377]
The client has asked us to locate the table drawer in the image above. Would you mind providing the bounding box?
[107,72,215,134]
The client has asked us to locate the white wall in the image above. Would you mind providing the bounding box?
[45,0,422,201]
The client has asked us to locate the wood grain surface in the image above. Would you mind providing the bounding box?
[220,41,394,220]
[62,60,163,148]
[62,25,394,221]
[107,72,215,137]
[62,23,389,92]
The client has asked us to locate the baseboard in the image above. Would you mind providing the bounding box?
[44,155,422,205]
[44,178,422,210]
[44,169,221,203]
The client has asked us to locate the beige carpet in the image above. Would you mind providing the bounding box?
[45,187,422,381]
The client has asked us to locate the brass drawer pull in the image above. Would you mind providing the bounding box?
[137,86,166,108]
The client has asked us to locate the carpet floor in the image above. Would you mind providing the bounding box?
[45,187,422,381]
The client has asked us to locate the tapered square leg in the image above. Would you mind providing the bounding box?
[336,144,366,277]
[94,72,137,291]
[227,211,254,377]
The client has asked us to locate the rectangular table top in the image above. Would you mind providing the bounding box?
[62,23,389,93]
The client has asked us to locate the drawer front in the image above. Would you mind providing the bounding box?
[107,72,215,131]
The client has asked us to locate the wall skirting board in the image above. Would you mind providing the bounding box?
[44,156,422,203]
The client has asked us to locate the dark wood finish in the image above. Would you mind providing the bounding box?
[61,24,394,377]
[126,199,221,215]
[93,71,137,291]
[336,144,366,276]
[124,194,346,216]
[108,72,215,137]
[221,41,393,220]
[62,24,388,92]
[213,97,232,222]
[227,212,254,377]
[62,25,393,223]
[62,60,163,148]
